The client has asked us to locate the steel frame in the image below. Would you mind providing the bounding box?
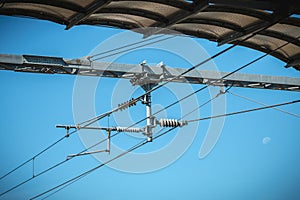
[0,54,300,92]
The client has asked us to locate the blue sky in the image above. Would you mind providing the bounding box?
[0,15,300,200]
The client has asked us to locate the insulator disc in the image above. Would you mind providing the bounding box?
[116,127,142,133]
[158,119,187,127]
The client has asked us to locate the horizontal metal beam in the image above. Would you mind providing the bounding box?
[0,54,300,92]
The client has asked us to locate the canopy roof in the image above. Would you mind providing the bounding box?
[1,0,300,70]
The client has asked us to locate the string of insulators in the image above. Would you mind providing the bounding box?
[157,119,188,127]
[118,98,137,111]
[115,127,143,133]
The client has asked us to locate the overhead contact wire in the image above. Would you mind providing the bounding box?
[187,100,300,123]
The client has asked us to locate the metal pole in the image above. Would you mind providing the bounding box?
[145,92,152,142]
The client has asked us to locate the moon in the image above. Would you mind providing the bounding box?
[262,137,271,144]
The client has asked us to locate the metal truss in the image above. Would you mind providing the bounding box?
[0,54,300,92]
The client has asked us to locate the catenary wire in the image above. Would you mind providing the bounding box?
[0,134,67,182]
[187,100,300,123]
[91,35,176,61]
[2,29,298,196]
[228,91,300,119]
[181,86,233,120]
[0,158,31,181]
[89,35,166,59]
[30,126,177,200]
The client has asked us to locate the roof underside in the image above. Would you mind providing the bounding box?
[1,0,300,71]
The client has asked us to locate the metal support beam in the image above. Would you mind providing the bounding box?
[66,0,112,30]
[141,84,156,142]
[1,54,300,92]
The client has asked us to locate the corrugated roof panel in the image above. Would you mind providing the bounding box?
[84,13,156,28]
[2,3,75,22]
[243,34,300,58]
[104,1,181,17]
[267,23,300,38]
[0,0,299,70]
[172,23,233,39]
[66,0,96,8]
[193,12,260,27]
